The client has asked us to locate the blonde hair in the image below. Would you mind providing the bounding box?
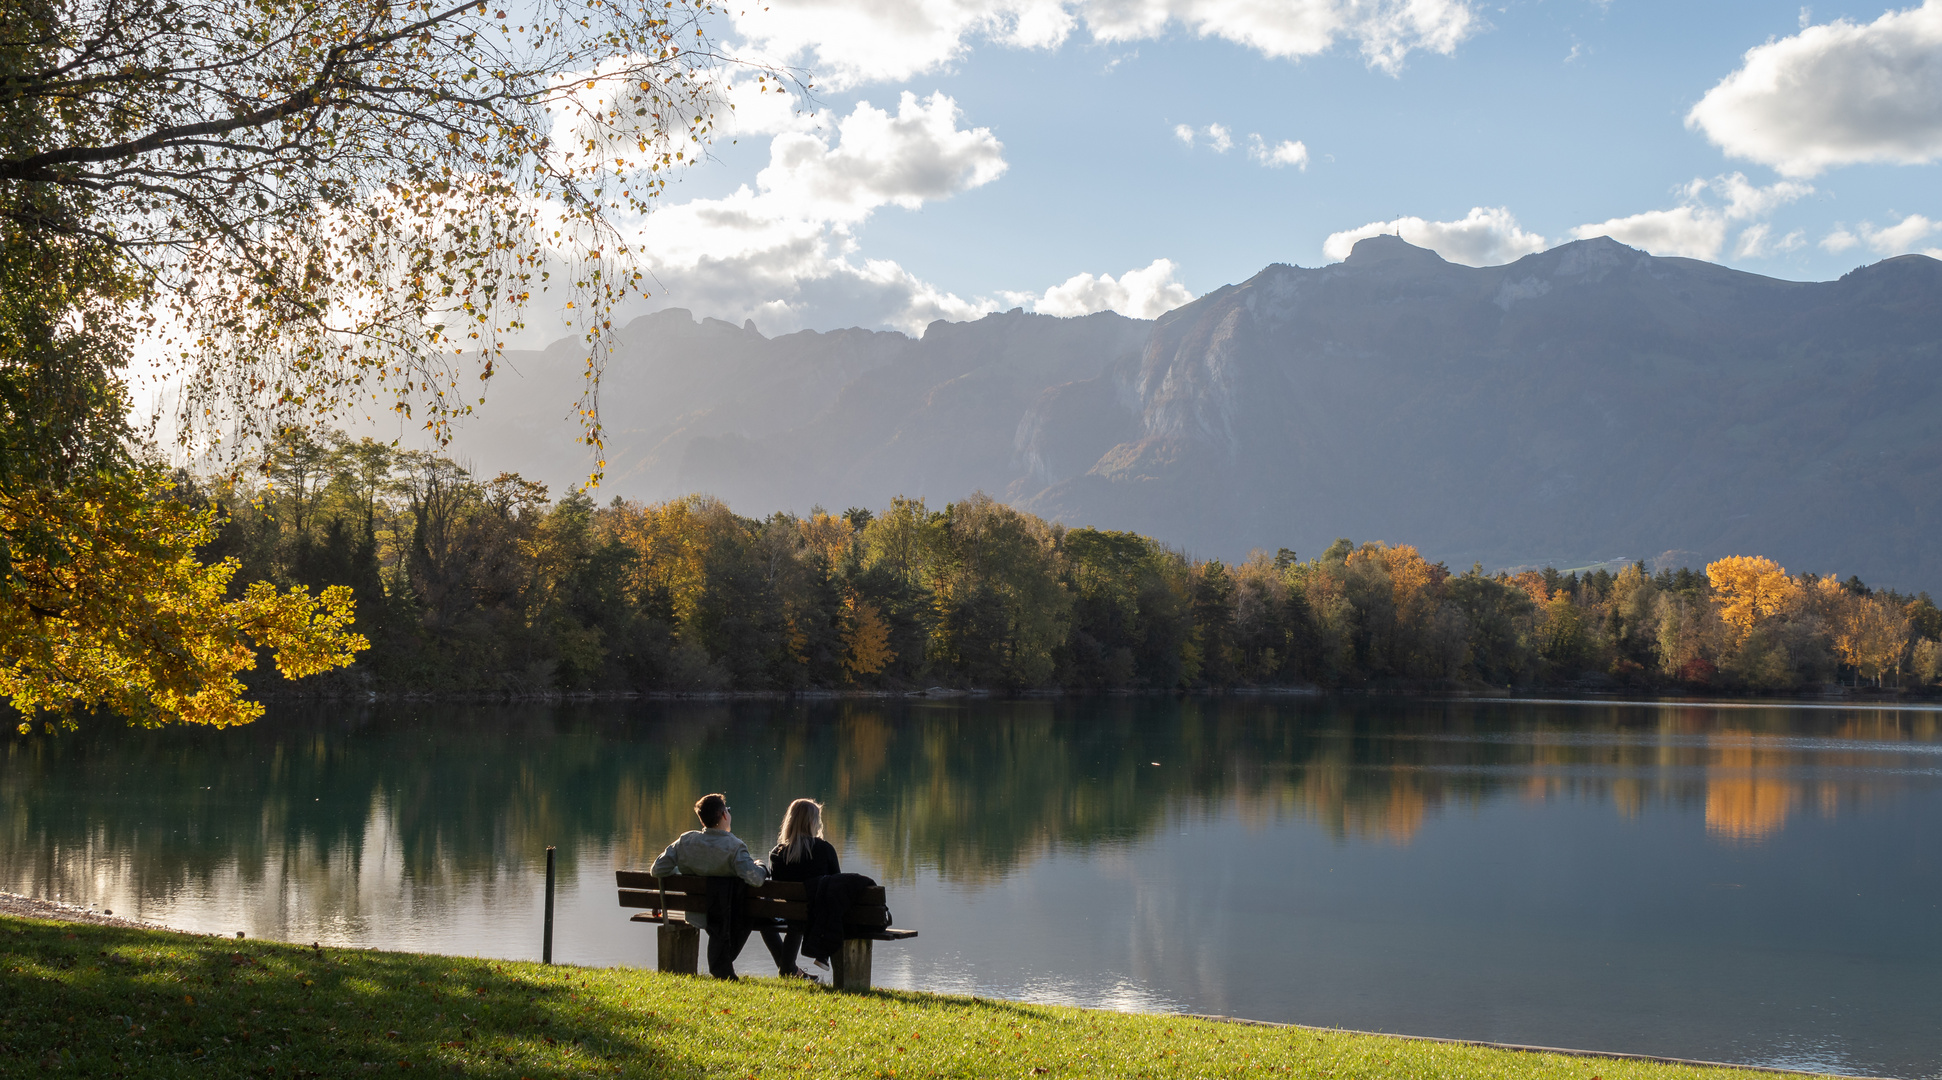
[776,798,824,862]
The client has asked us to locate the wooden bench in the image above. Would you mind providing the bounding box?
[616,871,917,990]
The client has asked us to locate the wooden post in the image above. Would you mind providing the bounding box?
[831,938,873,991]
[657,923,700,974]
[542,846,556,965]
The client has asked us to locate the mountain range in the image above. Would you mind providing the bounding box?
[447,235,1942,591]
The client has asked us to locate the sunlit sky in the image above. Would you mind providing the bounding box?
[612,0,1942,335]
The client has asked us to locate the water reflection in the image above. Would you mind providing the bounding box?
[4,698,1941,1076]
[6,699,1939,901]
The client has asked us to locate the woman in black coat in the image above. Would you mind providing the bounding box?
[762,798,838,979]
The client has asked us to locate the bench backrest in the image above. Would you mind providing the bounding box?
[616,871,890,928]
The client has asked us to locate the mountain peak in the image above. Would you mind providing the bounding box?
[1344,233,1449,269]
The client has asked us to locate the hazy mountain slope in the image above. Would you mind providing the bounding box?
[433,309,904,493]
[449,307,1151,512]
[447,236,1942,589]
[1015,235,1942,589]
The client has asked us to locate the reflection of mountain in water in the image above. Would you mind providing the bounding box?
[4,701,1937,912]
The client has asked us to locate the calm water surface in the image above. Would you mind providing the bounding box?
[4,698,1940,1078]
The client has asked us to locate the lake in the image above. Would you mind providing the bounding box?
[4,697,1940,1078]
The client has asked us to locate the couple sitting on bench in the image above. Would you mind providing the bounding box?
[651,792,862,981]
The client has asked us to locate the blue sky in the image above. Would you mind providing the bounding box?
[614,0,1942,334]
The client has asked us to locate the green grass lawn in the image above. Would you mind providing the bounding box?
[0,915,1801,1079]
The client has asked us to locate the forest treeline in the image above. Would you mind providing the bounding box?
[188,432,1942,696]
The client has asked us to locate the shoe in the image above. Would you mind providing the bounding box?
[781,967,821,983]
[811,958,830,971]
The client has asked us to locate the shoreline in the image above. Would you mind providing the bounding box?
[252,683,1942,706]
[0,891,180,932]
[0,898,1880,1079]
[1181,1015,1877,1080]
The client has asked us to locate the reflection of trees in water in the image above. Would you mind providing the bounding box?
[1704,737,1800,842]
[3,701,1937,911]
[1453,704,1938,844]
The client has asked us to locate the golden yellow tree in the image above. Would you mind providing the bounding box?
[1,472,367,732]
[800,510,855,567]
[1706,556,1799,638]
[1833,595,1911,686]
[600,495,733,626]
[1914,639,1942,685]
[841,595,896,680]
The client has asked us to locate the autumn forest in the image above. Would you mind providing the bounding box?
[169,431,1941,700]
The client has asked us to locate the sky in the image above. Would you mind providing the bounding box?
[604,0,1942,337]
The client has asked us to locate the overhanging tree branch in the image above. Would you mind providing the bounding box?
[1,0,797,480]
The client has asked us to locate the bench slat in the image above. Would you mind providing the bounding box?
[627,912,917,942]
[618,890,889,926]
[617,889,889,924]
[614,871,882,906]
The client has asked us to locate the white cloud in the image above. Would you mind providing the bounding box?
[627,92,1010,334]
[1248,134,1310,169]
[760,94,1008,224]
[1082,0,1475,74]
[1716,173,1815,219]
[1863,211,1938,251]
[1572,206,1728,260]
[1570,174,1812,260]
[727,0,1073,89]
[1181,125,1308,168]
[1688,0,1942,177]
[1822,227,1862,252]
[1732,224,1771,259]
[1732,223,1805,259]
[718,69,822,137]
[1323,206,1548,266]
[616,93,1210,334]
[1823,212,1942,257]
[730,0,1478,88]
[1030,258,1195,318]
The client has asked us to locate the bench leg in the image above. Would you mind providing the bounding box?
[657,923,699,975]
[831,938,872,991]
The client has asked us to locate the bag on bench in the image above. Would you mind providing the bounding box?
[803,873,885,964]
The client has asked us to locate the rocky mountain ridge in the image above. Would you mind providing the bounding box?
[450,236,1942,590]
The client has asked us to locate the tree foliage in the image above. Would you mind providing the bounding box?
[1707,555,1798,638]
[0,0,750,728]
[1,0,742,461]
[0,470,366,731]
[176,441,1942,696]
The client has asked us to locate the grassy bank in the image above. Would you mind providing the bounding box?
[0,916,1796,1079]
